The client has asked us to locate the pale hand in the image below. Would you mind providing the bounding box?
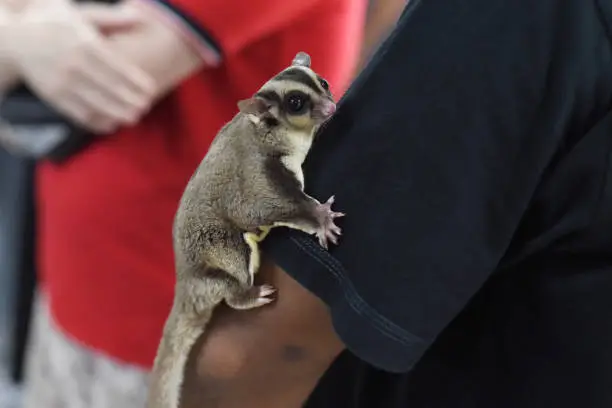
[7,1,156,134]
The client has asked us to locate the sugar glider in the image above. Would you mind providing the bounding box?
[146,51,344,408]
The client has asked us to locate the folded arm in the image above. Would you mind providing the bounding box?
[95,0,210,102]
[101,0,326,101]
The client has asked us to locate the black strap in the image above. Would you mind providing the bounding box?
[0,85,95,163]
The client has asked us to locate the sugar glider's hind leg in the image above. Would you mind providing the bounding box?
[204,227,276,310]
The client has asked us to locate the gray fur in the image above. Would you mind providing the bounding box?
[145,52,343,408]
[292,51,311,67]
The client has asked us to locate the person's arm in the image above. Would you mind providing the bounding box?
[3,0,155,133]
[95,0,329,102]
[356,0,407,73]
[177,0,610,406]
[93,0,215,101]
[180,260,344,408]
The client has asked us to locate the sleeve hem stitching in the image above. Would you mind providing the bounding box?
[289,235,424,347]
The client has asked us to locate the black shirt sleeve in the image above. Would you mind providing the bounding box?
[263,0,611,372]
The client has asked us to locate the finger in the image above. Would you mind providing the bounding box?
[89,41,156,98]
[53,98,115,134]
[78,3,145,31]
[72,66,149,123]
[57,90,123,134]
[86,115,119,135]
[69,84,141,127]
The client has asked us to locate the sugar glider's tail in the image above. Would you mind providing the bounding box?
[145,307,212,408]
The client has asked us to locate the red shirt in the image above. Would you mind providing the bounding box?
[37,0,366,368]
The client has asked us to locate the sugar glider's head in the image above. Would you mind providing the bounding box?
[237,52,337,132]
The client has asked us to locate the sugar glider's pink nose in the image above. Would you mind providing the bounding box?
[320,99,337,117]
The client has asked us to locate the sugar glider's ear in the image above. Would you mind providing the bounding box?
[237,97,271,116]
[292,52,311,68]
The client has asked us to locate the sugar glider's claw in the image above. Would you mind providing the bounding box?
[259,284,276,297]
[318,233,329,250]
[226,284,277,310]
[253,297,274,307]
[315,195,345,250]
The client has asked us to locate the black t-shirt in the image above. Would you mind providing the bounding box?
[263,0,612,406]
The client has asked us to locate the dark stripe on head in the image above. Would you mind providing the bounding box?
[255,90,282,105]
[273,68,322,95]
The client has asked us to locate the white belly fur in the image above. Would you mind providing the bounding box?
[280,131,312,188]
[242,131,314,280]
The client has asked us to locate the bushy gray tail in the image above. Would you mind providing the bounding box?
[145,309,211,408]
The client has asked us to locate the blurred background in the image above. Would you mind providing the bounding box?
[0,0,406,408]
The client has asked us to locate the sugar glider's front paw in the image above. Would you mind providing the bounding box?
[225,284,276,310]
[315,195,345,250]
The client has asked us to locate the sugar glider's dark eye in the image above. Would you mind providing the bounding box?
[284,92,309,114]
[318,78,329,91]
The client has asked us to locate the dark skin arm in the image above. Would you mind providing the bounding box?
[356,0,407,73]
[181,257,346,408]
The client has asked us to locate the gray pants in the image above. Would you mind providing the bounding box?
[21,294,150,408]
